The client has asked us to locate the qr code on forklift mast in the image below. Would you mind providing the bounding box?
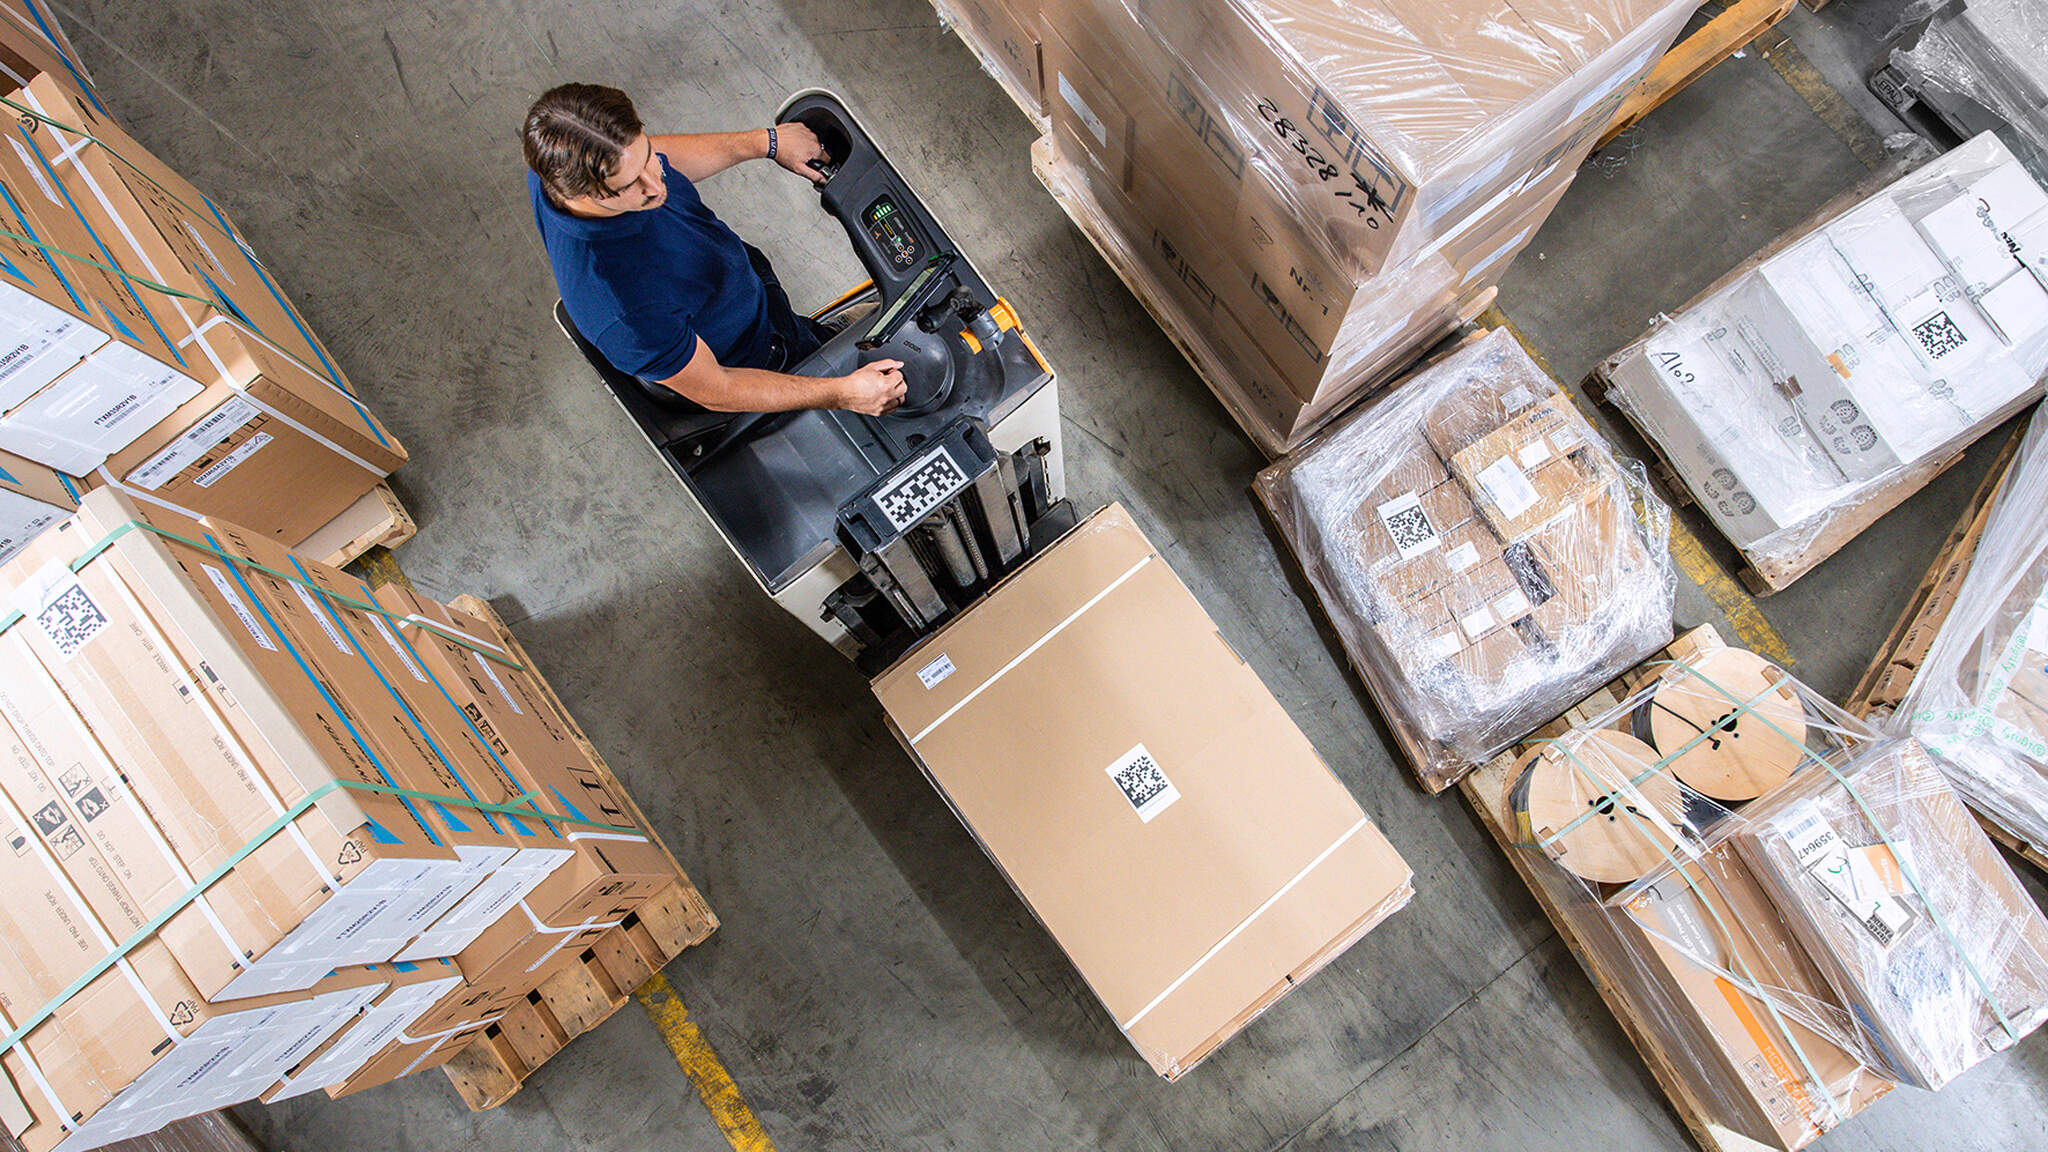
[1912,311,1968,360]
[1106,744,1180,822]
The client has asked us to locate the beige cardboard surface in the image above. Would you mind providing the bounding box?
[872,503,1411,1077]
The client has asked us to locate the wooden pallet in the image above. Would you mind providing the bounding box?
[1583,365,1976,596]
[1596,0,1801,149]
[1835,426,2048,876]
[298,483,416,569]
[436,595,719,1110]
[438,882,711,1110]
[1457,624,1783,1152]
[1031,137,1494,460]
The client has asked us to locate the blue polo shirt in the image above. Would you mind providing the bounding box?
[531,155,773,379]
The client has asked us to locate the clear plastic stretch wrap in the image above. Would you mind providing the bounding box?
[1889,0,2048,184]
[1891,402,2048,852]
[1495,642,1897,1150]
[1032,0,1697,449]
[1735,738,2048,1090]
[1600,133,2048,588]
[1255,328,1673,791]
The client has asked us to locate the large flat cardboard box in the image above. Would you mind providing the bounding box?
[870,503,1413,1078]
[0,491,475,1001]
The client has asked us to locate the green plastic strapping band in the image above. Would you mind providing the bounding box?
[0,518,524,669]
[0,221,215,306]
[0,775,637,1062]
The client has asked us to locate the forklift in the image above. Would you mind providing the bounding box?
[556,91,1071,671]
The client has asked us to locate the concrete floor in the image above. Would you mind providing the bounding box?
[49,0,2048,1148]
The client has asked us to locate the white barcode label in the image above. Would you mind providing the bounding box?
[1376,492,1440,560]
[1492,588,1532,621]
[1477,457,1541,521]
[917,653,955,690]
[1423,630,1462,663]
[1445,541,1481,572]
[1788,813,1914,949]
[126,396,260,491]
[194,431,271,488]
[203,564,277,652]
[291,582,354,656]
[369,613,428,683]
[21,566,107,660]
[1516,438,1553,469]
[1458,606,1496,641]
[473,650,524,715]
[1500,386,1536,414]
[1105,743,1178,823]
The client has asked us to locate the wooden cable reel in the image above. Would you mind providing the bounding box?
[1628,648,1808,802]
[1508,729,1688,883]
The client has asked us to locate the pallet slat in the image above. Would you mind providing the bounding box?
[298,483,416,568]
[1597,0,1800,149]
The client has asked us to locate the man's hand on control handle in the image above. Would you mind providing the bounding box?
[772,121,830,184]
[836,359,907,416]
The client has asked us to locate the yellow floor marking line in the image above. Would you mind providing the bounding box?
[637,974,779,1152]
[1481,311,1797,667]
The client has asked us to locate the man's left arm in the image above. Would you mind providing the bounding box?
[651,123,830,184]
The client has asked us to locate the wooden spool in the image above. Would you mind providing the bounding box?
[1508,729,1686,884]
[1630,648,1807,802]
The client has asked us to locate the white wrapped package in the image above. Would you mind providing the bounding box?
[1255,328,1673,791]
[1602,133,2048,589]
[1887,0,2048,184]
[1735,738,2048,1090]
[1893,403,2048,851]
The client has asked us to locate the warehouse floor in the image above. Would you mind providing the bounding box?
[55,0,2048,1148]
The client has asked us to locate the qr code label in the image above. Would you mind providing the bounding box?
[1375,493,1440,560]
[1105,743,1180,823]
[1912,310,1969,360]
[34,578,109,660]
[875,446,971,531]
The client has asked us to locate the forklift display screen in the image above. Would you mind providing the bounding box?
[863,195,921,269]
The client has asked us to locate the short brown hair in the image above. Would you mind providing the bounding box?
[523,83,644,203]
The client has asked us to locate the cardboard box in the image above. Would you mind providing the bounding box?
[0,446,71,563]
[1038,0,1693,276]
[870,503,1413,1078]
[0,491,474,1000]
[0,0,96,109]
[1614,843,1895,1149]
[939,0,1044,117]
[261,960,466,1103]
[1736,739,2048,1089]
[0,934,388,1152]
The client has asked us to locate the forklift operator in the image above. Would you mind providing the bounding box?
[524,83,907,416]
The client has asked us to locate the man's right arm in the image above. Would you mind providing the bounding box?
[655,337,907,416]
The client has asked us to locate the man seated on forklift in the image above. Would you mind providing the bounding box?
[525,83,907,416]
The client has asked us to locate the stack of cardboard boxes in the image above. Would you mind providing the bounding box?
[0,490,681,1150]
[1256,329,1672,791]
[955,0,1698,454]
[1602,132,2048,589]
[0,15,404,571]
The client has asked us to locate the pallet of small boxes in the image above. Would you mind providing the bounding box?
[970,0,1702,456]
[1463,628,2048,1151]
[1254,327,1675,792]
[0,15,409,571]
[0,489,713,1151]
[1594,131,2048,593]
